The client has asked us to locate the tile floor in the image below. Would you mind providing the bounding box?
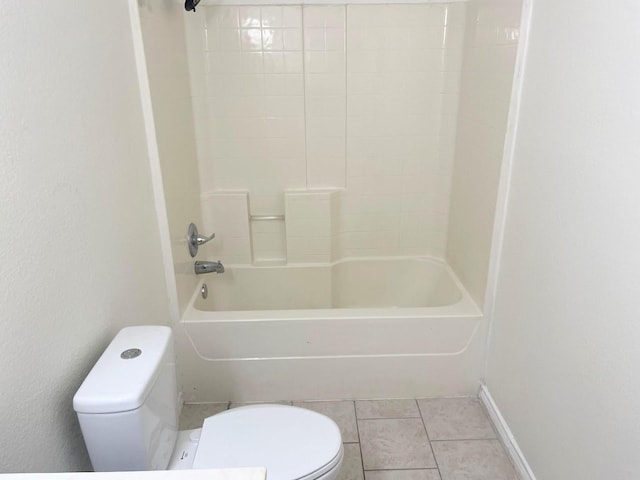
[180,397,519,480]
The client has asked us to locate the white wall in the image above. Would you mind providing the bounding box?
[486,1,640,478]
[446,0,523,308]
[135,0,203,317]
[0,2,171,473]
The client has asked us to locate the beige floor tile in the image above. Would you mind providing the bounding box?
[417,398,495,440]
[293,400,359,443]
[338,444,365,480]
[229,400,292,409]
[356,399,420,419]
[358,419,436,470]
[365,470,441,480]
[432,440,518,480]
[179,403,229,429]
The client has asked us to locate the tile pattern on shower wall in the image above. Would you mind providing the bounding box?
[285,191,335,263]
[201,191,252,264]
[341,4,465,259]
[187,6,307,216]
[304,6,346,188]
[185,4,467,263]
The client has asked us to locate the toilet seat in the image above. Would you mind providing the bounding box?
[192,404,343,480]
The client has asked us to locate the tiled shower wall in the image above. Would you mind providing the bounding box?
[184,4,465,264]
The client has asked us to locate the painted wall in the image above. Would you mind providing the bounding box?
[184,4,465,263]
[0,2,171,473]
[486,1,640,478]
[446,0,522,308]
[135,0,203,317]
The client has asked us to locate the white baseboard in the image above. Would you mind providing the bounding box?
[479,385,537,480]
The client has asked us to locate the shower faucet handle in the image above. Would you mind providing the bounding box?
[188,222,215,257]
[194,231,215,245]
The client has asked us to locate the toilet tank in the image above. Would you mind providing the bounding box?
[73,326,179,471]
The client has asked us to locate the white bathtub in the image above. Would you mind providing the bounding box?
[178,257,485,401]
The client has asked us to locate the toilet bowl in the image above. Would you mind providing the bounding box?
[73,326,343,479]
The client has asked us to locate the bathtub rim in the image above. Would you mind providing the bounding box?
[182,256,481,322]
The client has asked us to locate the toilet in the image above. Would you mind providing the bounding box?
[73,326,343,479]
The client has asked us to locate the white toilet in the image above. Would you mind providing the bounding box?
[73,325,344,479]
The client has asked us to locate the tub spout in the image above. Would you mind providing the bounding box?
[194,260,225,275]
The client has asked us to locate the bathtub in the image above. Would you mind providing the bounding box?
[178,257,485,401]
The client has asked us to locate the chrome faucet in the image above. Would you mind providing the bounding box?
[194,260,225,275]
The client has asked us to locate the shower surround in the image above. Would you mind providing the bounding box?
[135,0,523,401]
[184,3,465,264]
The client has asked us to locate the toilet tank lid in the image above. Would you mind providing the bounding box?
[73,326,173,414]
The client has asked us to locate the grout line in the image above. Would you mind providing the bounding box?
[417,398,441,474]
[343,4,348,189]
[349,400,359,443]
[353,395,366,479]
[430,438,499,443]
[356,416,422,420]
[301,5,310,189]
[363,468,441,472]
[352,400,366,479]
